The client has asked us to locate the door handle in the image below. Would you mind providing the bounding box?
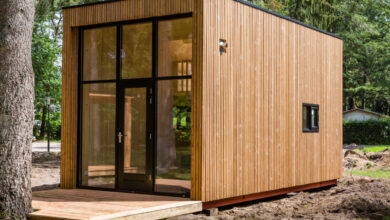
[118,132,127,143]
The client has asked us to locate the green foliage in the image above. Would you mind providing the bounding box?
[156,168,191,180]
[33,0,99,140]
[343,119,390,145]
[335,0,390,116]
[33,2,62,140]
[247,0,342,31]
[246,0,390,116]
[348,170,390,179]
[173,92,191,144]
[32,21,62,139]
[361,146,390,153]
[286,0,341,31]
[247,0,289,14]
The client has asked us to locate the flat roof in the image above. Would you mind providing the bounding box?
[343,108,388,117]
[62,0,343,40]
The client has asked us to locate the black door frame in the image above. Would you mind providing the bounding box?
[77,13,193,196]
[116,80,154,192]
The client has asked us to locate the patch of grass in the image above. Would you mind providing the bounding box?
[157,168,191,180]
[361,146,390,153]
[349,170,390,179]
[36,138,61,142]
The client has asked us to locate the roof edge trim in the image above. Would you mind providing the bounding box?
[62,0,124,9]
[62,0,343,40]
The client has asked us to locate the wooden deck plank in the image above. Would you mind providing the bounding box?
[30,189,202,220]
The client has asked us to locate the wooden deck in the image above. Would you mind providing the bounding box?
[29,189,202,220]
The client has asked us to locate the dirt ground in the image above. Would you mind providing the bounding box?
[32,150,390,219]
[173,177,390,220]
[343,149,390,172]
[32,152,60,191]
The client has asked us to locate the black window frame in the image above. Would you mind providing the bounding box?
[76,13,193,198]
[302,103,319,133]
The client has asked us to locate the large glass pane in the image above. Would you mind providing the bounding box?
[83,27,116,81]
[81,83,116,188]
[156,80,191,195]
[123,88,147,174]
[158,18,192,77]
[122,23,152,79]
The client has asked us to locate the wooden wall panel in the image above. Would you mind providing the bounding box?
[191,0,204,201]
[63,0,193,27]
[61,10,79,188]
[200,0,343,202]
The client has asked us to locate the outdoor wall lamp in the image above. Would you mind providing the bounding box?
[219,39,228,54]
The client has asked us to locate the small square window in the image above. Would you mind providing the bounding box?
[303,103,319,132]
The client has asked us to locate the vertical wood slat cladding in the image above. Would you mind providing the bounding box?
[200,0,343,202]
[61,10,79,188]
[64,0,193,27]
[191,0,203,201]
[61,0,196,190]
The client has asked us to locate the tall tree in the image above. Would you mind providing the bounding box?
[247,0,341,30]
[247,0,289,14]
[0,0,35,219]
[32,0,102,140]
[33,0,63,139]
[247,0,390,115]
[287,0,341,31]
[334,0,390,115]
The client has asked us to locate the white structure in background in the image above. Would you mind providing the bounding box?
[343,108,388,121]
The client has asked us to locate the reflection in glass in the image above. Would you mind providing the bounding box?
[83,27,116,81]
[81,83,116,188]
[122,23,153,79]
[156,80,192,195]
[124,88,147,174]
[303,106,309,130]
[158,18,193,77]
[312,108,319,128]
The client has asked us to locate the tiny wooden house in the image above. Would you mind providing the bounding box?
[61,0,343,208]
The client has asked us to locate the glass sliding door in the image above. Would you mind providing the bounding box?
[155,17,192,196]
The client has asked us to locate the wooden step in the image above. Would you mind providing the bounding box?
[29,189,202,220]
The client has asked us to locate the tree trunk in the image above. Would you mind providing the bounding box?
[362,72,367,109]
[40,105,47,139]
[0,0,35,219]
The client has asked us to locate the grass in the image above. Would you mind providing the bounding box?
[348,170,390,179]
[157,168,191,180]
[361,146,390,153]
[35,138,61,142]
